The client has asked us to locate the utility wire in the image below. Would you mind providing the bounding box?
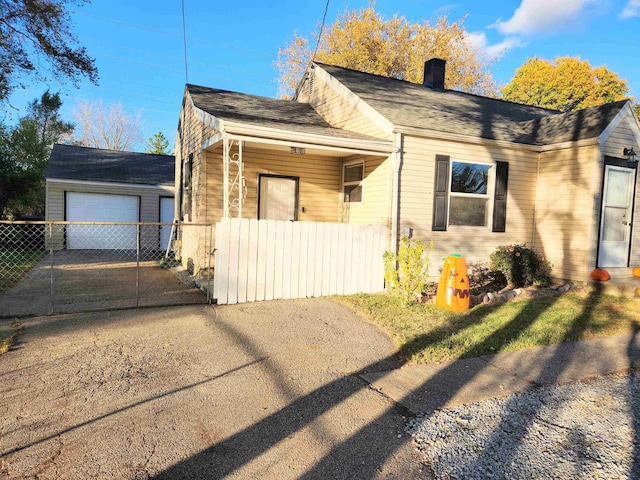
[312,0,331,62]
[181,0,188,84]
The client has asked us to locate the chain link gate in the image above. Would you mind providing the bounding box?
[0,221,213,317]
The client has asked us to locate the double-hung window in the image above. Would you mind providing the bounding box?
[448,161,494,227]
[433,155,508,232]
[343,161,364,203]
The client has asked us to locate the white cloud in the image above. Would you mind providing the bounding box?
[485,37,526,59]
[434,4,458,15]
[621,0,640,18]
[495,0,599,36]
[466,31,525,60]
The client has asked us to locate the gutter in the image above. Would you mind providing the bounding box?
[391,132,403,254]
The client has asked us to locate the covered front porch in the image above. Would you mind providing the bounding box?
[201,127,395,226]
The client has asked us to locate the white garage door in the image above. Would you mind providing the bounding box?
[159,196,175,251]
[66,192,139,249]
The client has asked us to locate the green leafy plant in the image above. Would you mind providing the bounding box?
[383,236,433,305]
[489,243,551,288]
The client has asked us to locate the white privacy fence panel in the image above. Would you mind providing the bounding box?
[214,218,387,305]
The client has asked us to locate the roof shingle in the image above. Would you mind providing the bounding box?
[46,144,175,185]
[187,84,384,142]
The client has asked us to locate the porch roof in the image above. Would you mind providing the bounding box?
[187,84,390,145]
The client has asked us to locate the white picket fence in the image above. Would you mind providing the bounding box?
[213,218,388,305]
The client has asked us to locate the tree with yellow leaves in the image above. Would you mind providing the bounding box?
[501,57,630,112]
[275,5,496,98]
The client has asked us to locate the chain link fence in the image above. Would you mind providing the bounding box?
[0,221,213,317]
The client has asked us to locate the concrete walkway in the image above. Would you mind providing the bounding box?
[361,332,640,414]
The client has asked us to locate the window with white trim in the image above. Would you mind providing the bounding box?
[343,161,364,203]
[448,160,494,227]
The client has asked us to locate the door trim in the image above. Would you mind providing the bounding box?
[596,156,638,267]
[257,174,300,221]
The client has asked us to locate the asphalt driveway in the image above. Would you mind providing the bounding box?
[0,299,427,479]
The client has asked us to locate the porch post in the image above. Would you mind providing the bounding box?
[223,135,230,218]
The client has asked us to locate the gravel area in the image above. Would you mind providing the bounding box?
[408,372,640,479]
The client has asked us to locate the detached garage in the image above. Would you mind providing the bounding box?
[46,144,175,250]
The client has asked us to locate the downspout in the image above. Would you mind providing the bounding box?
[391,132,403,254]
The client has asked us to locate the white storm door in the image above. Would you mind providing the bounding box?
[160,196,175,251]
[598,165,635,267]
[258,176,298,221]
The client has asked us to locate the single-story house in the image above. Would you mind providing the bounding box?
[46,144,175,250]
[174,59,640,285]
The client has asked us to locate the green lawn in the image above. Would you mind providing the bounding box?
[334,289,640,365]
[0,249,46,293]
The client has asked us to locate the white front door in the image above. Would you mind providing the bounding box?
[598,165,636,267]
[258,176,298,221]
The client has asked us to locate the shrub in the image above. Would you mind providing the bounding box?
[383,236,433,305]
[489,244,551,288]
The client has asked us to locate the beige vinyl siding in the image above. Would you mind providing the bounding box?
[601,116,638,158]
[204,145,341,223]
[339,155,391,228]
[301,74,391,140]
[175,92,217,273]
[534,145,599,283]
[398,135,539,276]
[45,179,174,250]
[601,117,640,267]
[175,92,217,224]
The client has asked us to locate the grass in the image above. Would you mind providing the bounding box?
[0,320,23,355]
[0,249,46,293]
[334,289,640,365]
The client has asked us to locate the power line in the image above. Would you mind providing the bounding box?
[72,10,273,57]
[313,0,331,62]
[181,0,188,83]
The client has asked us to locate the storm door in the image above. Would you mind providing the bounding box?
[258,175,299,221]
[598,165,635,267]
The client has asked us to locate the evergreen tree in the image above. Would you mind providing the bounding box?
[145,132,170,155]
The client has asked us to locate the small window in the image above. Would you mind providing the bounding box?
[448,161,494,227]
[343,162,364,203]
[184,153,193,190]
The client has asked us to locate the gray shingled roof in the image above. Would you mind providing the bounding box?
[315,63,627,145]
[187,84,384,142]
[46,144,175,185]
[519,100,628,145]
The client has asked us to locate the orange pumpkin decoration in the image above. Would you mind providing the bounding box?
[436,254,470,312]
[633,267,640,278]
[590,268,610,281]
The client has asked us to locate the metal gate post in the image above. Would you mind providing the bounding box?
[135,224,140,307]
[49,223,54,314]
[207,224,212,304]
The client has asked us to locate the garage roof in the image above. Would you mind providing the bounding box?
[46,144,175,186]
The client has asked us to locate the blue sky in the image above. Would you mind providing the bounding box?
[4,0,640,151]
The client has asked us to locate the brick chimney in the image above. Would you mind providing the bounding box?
[423,58,446,89]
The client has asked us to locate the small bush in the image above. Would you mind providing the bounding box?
[489,244,551,288]
[383,236,433,305]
